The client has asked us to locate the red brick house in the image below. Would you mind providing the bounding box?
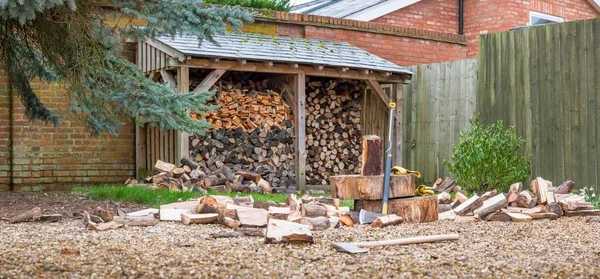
[292,0,600,57]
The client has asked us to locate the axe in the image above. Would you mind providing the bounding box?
[331,233,460,254]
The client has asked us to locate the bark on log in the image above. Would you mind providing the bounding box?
[355,196,438,223]
[265,219,314,244]
[301,204,328,217]
[235,170,261,183]
[371,214,403,228]
[268,206,290,220]
[517,191,536,208]
[453,195,483,216]
[236,227,265,237]
[564,210,600,217]
[205,175,227,188]
[473,194,508,219]
[482,211,511,222]
[360,135,383,176]
[554,180,575,194]
[437,192,451,204]
[298,216,329,230]
[212,231,246,238]
[330,174,415,200]
[180,157,199,170]
[40,214,63,222]
[438,204,452,213]
[181,213,218,225]
[8,207,42,223]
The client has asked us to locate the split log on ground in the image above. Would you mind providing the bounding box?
[359,209,383,224]
[516,191,536,208]
[8,207,42,223]
[212,231,246,238]
[339,215,355,227]
[545,191,556,204]
[322,204,339,217]
[453,195,483,216]
[89,221,123,231]
[113,215,158,227]
[204,175,228,188]
[531,177,549,204]
[507,191,519,204]
[557,195,586,204]
[437,192,451,204]
[554,180,575,194]
[257,178,272,194]
[586,216,600,223]
[89,215,104,223]
[547,203,564,216]
[483,211,511,222]
[455,215,478,223]
[564,210,600,217]
[302,204,328,217]
[438,210,456,221]
[347,211,360,224]
[510,182,523,193]
[530,212,559,220]
[96,206,113,222]
[40,214,63,222]
[236,227,265,237]
[355,196,438,223]
[236,207,269,227]
[438,203,452,213]
[479,190,497,203]
[473,194,508,219]
[265,219,314,244]
[181,213,218,225]
[180,157,199,169]
[506,206,543,215]
[561,201,595,211]
[234,170,261,183]
[155,160,176,172]
[371,214,403,228]
[159,200,197,221]
[346,233,460,249]
[212,195,235,209]
[360,135,383,176]
[501,209,533,222]
[218,204,239,221]
[196,195,218,213]
[330,174,415,200]
[234,195,254,208]
[268,206,290,220]
[451,200,462,209]
[298,216,330,230]
[317,198,340,208]
[223,217,241,228]
[454,192,468,203]
[254,201,281,210]
[433,177,456,192]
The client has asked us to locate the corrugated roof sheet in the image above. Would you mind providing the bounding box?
[290,0,387,17]
[156,33,411,75]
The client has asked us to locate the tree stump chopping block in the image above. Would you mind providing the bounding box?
[355,196,438,223]
[330,174,415,200]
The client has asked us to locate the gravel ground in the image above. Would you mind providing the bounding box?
[1,193,600,278]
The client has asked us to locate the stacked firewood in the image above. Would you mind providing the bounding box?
[189,125,295,189]
[436,178,600,222]
[190,79,292,131]
[144,159,274,193]
[305,79,363,185]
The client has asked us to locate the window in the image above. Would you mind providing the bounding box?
[529,11,565,26]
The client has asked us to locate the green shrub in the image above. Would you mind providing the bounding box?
[205,0,292,11]
[444,118,530,193]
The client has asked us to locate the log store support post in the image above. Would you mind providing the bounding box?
[293,73,307,191]
[176,66,190,161]
[394,82,403,166]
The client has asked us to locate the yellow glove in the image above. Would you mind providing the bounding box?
[390,166,421,178]
[415,185,434,196]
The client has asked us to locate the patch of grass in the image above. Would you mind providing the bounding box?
[73,185,354,209]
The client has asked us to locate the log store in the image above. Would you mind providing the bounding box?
[135,32,412,191]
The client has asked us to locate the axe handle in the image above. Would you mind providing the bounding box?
[381,102,396,214]
[352,233,459,248]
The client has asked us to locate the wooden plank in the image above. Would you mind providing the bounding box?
[294,73,306,191]
[192,69,227,94]
[135,124,147,179]
[365,79,391,105]
[183,58,406,83]
[176,66,190,162]
[329,174,415,200]
[160,70,177,91]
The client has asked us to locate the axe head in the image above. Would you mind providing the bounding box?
[331,242,368,254]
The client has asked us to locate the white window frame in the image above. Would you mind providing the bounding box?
[529,11,565,26]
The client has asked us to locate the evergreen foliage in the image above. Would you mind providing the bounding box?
[0,0,253,135]
[204,0,292,12]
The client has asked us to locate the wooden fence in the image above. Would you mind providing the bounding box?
[477,19,600,189]
[401,59,478,184]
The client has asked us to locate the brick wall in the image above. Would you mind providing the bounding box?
[372,0,459,33]
[0,42,137,191]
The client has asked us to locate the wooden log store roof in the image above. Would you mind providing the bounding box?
[143,32,412,81]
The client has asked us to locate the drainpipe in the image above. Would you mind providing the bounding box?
[458,0,464,35]
[7,73,14,191]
